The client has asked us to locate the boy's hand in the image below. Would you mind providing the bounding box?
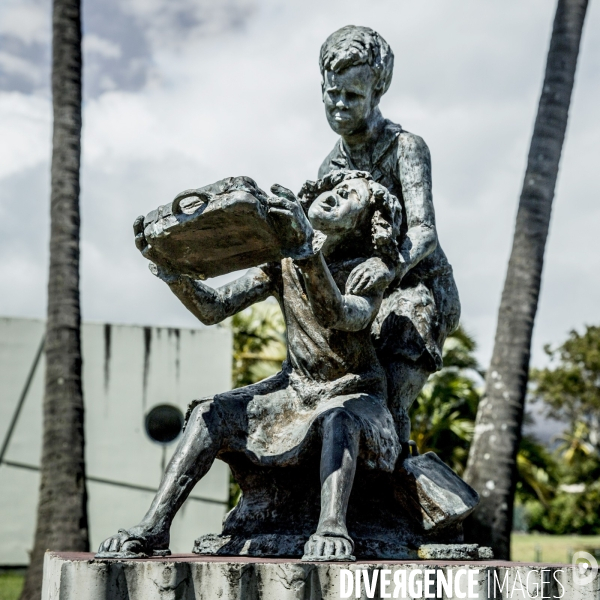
[346,258,395,295]
[267,184,314,259]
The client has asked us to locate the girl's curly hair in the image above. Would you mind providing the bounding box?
[299,170,402,266]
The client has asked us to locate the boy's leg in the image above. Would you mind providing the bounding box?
[386,360,429,442]
[303,408,359,561]
[97,400,223,555]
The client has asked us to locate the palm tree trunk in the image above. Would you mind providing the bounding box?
[463,0,588,560]
[19,0,88,597]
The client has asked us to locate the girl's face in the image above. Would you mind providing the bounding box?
[308,178,370,237]
[322,65,378,136]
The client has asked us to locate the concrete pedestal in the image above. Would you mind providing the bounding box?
[42,552,598,599]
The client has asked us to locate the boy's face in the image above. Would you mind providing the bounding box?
[308,178,370,235]
[322,65,378,136]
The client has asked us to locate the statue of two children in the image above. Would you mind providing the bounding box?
[98,25,460,562]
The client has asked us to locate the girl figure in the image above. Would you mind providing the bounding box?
[97,170,403,562]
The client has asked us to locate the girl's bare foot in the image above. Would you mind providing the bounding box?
[302,533,355,562]
[96,525,170,558]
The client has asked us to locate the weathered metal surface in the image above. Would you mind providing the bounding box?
[192,452,479,560]
[93,25,475,565]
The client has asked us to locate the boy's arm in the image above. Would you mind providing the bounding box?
[296,253,382,332]
[157,266,276,326]
[397,132,438,272]
[345,132,438,295]
[345,256,395,295]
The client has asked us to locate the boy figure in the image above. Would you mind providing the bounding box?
[98,171,403,562]
[312,26,461,442]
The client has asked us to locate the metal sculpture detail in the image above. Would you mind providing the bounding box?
[97,26,485,562]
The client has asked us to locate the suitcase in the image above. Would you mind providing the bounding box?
[142,176,310,279]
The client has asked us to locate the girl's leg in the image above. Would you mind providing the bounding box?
[97,400,222,554]
[303,408,360,560]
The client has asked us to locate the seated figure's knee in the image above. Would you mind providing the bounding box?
[321,408,358,435]
[189,398,211,416]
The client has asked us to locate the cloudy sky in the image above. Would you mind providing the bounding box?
[1,0,599,369]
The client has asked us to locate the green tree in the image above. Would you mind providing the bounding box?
[411,326,555,501]
[525,482,600,535]
[231,301,286,388]
[464,0,589,559]
[531,325,600,487]
[514,434,558,508]
[531,325,600,453]
[521,325,600,535]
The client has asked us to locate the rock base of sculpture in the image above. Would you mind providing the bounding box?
[43,552,587,600]
[212,451,481,559]
[193,534,493,561]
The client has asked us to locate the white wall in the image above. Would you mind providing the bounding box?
[0,317,232,565]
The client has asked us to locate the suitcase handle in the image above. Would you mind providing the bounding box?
[172,189,213,216]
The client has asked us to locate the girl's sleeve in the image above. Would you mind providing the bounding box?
[167,264,278,325]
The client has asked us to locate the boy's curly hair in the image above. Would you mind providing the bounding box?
[320,26,394,99]
[299,170,402,266]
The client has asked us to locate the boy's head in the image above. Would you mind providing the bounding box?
[319,26,394,136]
[301,170,401,265]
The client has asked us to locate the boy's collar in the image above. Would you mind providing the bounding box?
[332,120,403,171]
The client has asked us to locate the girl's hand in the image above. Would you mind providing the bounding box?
[148,262,182,285]
[133,215,162,263]
[134,215,181,283]
[266,184,314,259]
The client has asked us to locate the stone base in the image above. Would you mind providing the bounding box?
[194,534,493,561]
[217,451,480,558]
[43,551,591,600]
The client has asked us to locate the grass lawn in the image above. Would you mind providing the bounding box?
[0,572,24,600]
[511,533,600,564]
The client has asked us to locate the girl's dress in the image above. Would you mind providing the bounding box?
[186,257,400,472]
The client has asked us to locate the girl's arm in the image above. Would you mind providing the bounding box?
[264,184,381,331]
[296,253,382,332]
[134,213,276,326]
[155,265,276,326]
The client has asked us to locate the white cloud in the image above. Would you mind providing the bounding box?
[1,0,599,371]
[83,34,122,60]
[0,0,49,46]
[0,92,50,179]
[0,0,49,93]
[0,52,38,80]
[119,0,257,45]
